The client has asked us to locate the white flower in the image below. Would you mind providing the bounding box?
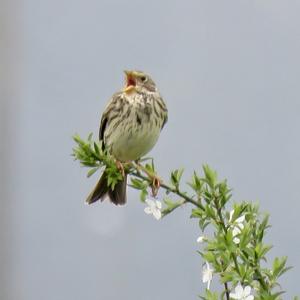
[197,235,205,243]
[202,262,213,290]
[232,223,244,244]
[230,283,254,300]
[229,210,245,244]
[144,199,162,220]
[229,209,235,222]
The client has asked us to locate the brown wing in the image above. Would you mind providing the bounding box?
[158,96,168,130]
[99,115,107,140]
[99,92,123,149]
[161,112,168,130]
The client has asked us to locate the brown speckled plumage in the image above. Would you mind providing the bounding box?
[86,70,168,205]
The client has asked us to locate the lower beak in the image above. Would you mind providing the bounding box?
[123,70,136,93]
[123,85,136,93]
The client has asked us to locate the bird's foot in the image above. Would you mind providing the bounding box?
[151,175,161,197]
[135,161,161,197]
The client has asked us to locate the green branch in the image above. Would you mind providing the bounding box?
[72,134,296,300]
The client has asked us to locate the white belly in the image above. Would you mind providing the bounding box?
[109,121,161,162]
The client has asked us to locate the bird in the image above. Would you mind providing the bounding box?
[86,70,168,205]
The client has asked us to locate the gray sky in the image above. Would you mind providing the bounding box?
[2,0,300,299]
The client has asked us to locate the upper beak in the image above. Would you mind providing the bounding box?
[124,70,132,77]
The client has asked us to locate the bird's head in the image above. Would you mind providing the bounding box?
[123,70,157,94]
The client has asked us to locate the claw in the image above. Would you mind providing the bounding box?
[134,161,162,197]
[151,176,161,197]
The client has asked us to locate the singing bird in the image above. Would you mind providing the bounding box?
[86,70,168,205]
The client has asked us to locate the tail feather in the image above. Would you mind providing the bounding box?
[108,174,127,205]
[86,170,127,205]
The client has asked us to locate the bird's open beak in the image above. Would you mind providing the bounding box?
[123,70,136,93]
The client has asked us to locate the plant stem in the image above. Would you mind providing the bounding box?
[73,135,291,299]
[130,170,204,209]
[212,197,233,300]
[224,282,230,300]
[131,168,232,299]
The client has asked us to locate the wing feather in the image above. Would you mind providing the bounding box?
[99,92,123,149]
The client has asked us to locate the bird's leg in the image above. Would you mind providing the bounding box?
[134,159,142,176]
[135,161,161,197]
[115,160,125,178]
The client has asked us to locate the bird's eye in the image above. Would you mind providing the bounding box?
[140,76,147,82]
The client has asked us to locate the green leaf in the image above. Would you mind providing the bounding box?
[271,256,292,281]
[87,132,93,141]
[191,208,204,218]
[205,204,216,219]
[140,189,148,202]
[82,161,98,167]
[202,165,217,188]
[257,214,270,242]
[188,171,203,194]
[201,251,215,263]
[94,142,100,155]
[271,291,286,299]
[131,178,146,190]
[73,134,84,145]
[199,290,218,300]
[199,218,210,231]
[145,163,154,174]
[218,180,232,207]
[220,272,234,283]
[162,198,184,216]
[170,168,184,188]
[87,167,99,178]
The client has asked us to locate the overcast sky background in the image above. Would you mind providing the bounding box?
[1,0,300,299]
